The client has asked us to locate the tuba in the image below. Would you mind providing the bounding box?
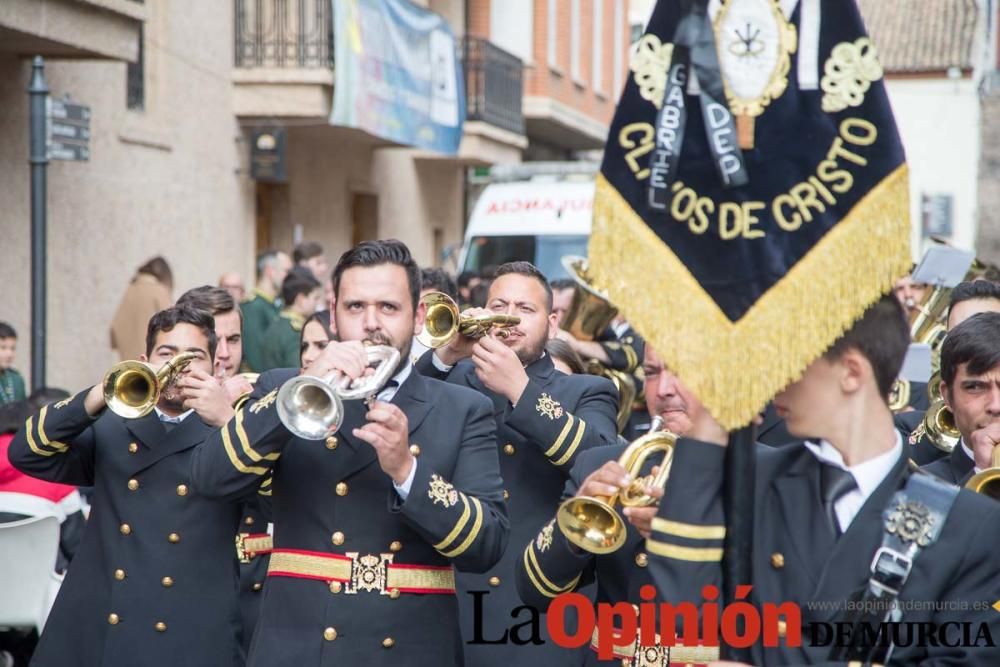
[276,345,400,440]
[559,256,618,342]
[103,352,199,419]
[965,446,1000,499]
[417,292,519,349]
[556,417,675,554]
[559,256,635,433]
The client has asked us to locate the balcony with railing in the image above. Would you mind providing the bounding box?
[232,1,525,157]
[463,37,524,137]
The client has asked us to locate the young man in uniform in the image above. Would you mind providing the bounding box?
[191,240,509,667]
[646,295,1000,665]
[9,307,247,667]
[415,261,619,666]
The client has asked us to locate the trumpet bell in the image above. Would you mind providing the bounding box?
[923,400,960,453]
[276,376,346,440]
[276,345,401,440]
[965,468,1000,500]
[556,496,627,555]
[418,293,460,349]
[103,361,159,419]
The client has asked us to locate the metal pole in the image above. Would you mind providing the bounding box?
[721,425,755,661]
[28,56,48,390]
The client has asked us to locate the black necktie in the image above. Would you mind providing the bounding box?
[820,463,857,537]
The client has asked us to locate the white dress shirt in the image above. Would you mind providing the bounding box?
[804,431,903,533]
[154,407,193,424]
[374,361,417,499]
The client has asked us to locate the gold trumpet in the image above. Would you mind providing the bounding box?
[417,292,520,349]
[102,352,198,419]
[556,417,675,554]
[966,446,1000,499]
[922,399,960,453]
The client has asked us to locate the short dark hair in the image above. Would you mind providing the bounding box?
[949,280,1000,312]
[28,387,71,411]
[145,307,218,360]
[0,401,27,434]
[0,321,16,339]
[457,271,479,289]
[941,311,1000,388]
[822,294,909,400]
[550,278,576,291]
[420,267,459,302]
[136,256,173,290]
[294,241,324,264]
[256,249,280,280]
[546,338,586,375]
[332,239,420,310]
[176,286,238,318]
[281,267,322,306]
[494,261,554,313]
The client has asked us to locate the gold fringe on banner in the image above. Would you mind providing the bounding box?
[588,166,912,430]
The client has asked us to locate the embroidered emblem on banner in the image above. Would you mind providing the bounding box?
[630,34,674,109]
[821,37,883,113]
[536,520,555,552]
[886,500,935,546]
[428,474,459,508]
[250,389,277,414]
[908,422,927,446]
[536,393,564,420]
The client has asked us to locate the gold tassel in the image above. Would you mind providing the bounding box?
[588,166,912,430]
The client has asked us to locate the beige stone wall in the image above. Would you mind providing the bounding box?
[0,0,254,392]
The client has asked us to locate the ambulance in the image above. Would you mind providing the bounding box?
[457,162,598,281]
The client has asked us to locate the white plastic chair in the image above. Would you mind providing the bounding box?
[0,515,60,634]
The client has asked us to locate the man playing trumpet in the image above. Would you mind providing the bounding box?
[514,344,718,666]
[9,306,248,667]
[926,311,1000,493]
[190,239,508,667]
[415,261,619,667]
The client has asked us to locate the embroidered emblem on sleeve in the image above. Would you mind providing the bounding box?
[54,397,73,410]
[907,421,926,446]
[250,389,278,414]
[428,474,459,508]
[536,520,555,552]
[536,393,564,420]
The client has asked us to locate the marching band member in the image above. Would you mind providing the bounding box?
[646,296,1000,665]
[924,312,1000,487]
[191,240,509,667]
[415,261,619,666]
[9,307,247,667]
[515,343,717,666]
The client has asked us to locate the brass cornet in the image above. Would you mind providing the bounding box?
[276,345,400,440]
[966,446,1000,499]
[416,292,519,349]
[922,399,960,453]
[102,352,199,419]
[556,417,675,554]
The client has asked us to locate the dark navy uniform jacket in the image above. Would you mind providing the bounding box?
[515,443,674,666]
[190,366,509,667]
[646,437,1000,666]
[415,351,619,666]
[8,391,244,667]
